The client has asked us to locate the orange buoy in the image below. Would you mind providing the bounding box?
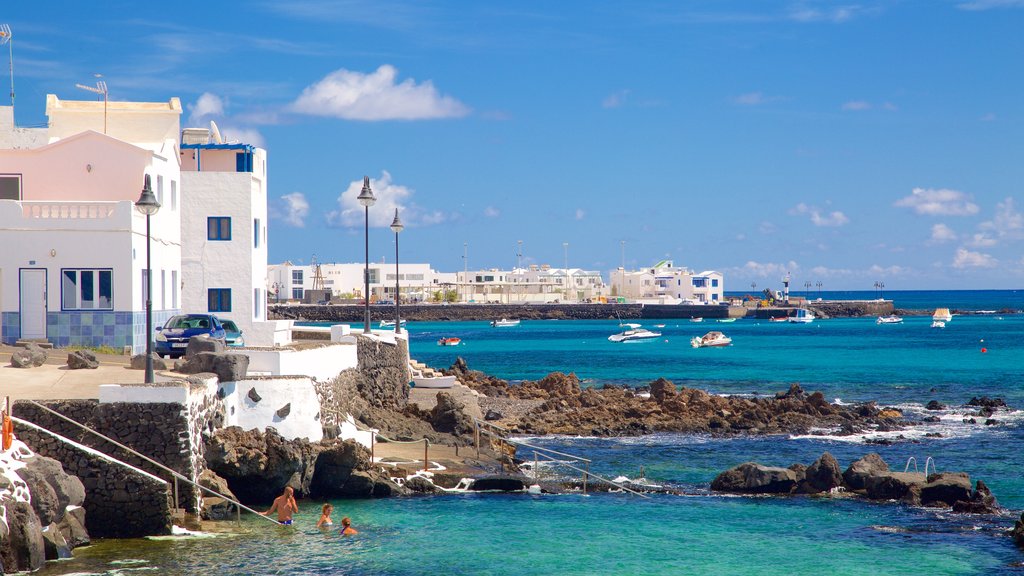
[981,348,987,353]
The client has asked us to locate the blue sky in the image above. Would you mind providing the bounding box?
[6,1,1024,290]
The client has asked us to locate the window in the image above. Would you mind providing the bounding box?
[254,288,260,318]
[171,270,178,308]
[291,287,304,299]
[170,180,177,211]
[692,278,708,288]
[157,175,164,205]
[208,217,231,240]
[254,218,261,248]
[208,288,231,312]
[236,151,253,172]
[292,270,303,283]
[62,269,113,310]
[0,174,21,200]
[712,279,719,288]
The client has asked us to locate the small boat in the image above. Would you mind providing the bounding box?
[379,319,407,328]
[690,317,704,323]
[769,316,788,322]
[490,318,520,327]
[931,321,946,328]
[932,308,952,322]
[410,374,457,389]
[691,331,732,348]
[608,323,662,343]
[788,309,815,324]
[437,337,462,346]
[717,318,737,323]
[653,324,666,328]
[877,315,903,324]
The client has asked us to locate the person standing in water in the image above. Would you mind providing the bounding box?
[316,504,334,529]
[262,486,298,525]
[340,516,358,536]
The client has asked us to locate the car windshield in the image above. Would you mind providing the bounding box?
[221,320,239,332]
[165,316,212,330]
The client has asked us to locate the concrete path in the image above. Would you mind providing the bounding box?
[0,345,156,401]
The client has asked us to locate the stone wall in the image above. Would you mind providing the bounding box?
[11,395,223,537]
[355,335,410,411]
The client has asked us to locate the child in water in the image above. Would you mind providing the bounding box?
[340,516,358,536]
[315,504,334,528]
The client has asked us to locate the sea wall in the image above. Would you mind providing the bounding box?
[12,387,224,536]
[356,334,411,411]
[271,303,735,322]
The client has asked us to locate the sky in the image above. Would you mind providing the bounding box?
[5,1,1024,290]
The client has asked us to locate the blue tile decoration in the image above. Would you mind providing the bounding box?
[1,308,179,352]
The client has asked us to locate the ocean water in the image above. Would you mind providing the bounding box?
[42,291,1024,574]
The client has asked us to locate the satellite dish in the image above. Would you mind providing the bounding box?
[210,120,223,144]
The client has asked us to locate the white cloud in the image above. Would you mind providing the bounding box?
[810,265,853,278]
[788,6,860,22]
[326,171,449,228]
[957,0,1024,10]
[867,264,909,276]
[759,221,777,234]
[602,90,630,109]
[894,187,980,216]
[790,202,849,227]
[221,127,266,148]
[575,208,586,220]
[271,192,309,227]
[842,100,871,111]
[734,92,765,105]
[929,223,957,243]
[881,102,899,111]
[734,260,799,278]
[980,197,1023,239]
[484,206,500,218]
[967,232,997,247]
[952,248,998,269]
[188,92,224,124]
[291,65,470,121]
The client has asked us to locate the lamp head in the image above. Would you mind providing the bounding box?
[357,176,376,207]
[390,208,404,234]
[135,174,161,216]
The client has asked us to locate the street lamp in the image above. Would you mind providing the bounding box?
[357,176,376,333]
[816,281,823,299]
[563,242,569,302]
[804,281,812,298]
[135,175,161,384]
[390,208,404,334]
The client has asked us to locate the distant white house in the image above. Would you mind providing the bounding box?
[453,265,608,303]
[179,128,290,346]
[268,261,455,304]
[0,97,183,352]
[610,260,724,304]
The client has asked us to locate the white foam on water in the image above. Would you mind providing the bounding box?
[145,526,225,540]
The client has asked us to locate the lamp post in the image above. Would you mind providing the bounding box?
[390,209,404,334]
[816,281,823,299]
[357,176,376,333]
[135,175,161,384]
[517,240,523,303]
[462,242,468,303]
[563,242,569,302]
[804,281,812,298]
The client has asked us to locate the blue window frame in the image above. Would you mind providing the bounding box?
[712,279,719,287]
[208,288,231,312]
[61,269,113,310]
[236,151,253,172]
[208,217,231,240]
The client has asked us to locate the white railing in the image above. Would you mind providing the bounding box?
[21,201,118,220]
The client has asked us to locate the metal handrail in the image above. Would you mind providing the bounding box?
[532,451,649,499]
[21,400,279,525]
[474,418,592,463]
[321,407,430,471]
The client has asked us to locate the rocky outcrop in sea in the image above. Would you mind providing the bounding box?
[1,440,89,573]
[711,452,1002,514]
[447,358,910,437]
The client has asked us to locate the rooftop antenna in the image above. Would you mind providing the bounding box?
[209,120,223,144]
[75,75,108,134]
[0,24,13,114]
[311,254,325,291]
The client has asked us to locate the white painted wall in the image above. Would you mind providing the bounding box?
[244,343,358,381]
[219,377,324,442]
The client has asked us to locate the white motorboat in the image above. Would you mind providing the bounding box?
[491,318,520,327]
[932,308,952,322]
[788,309,815,323]
[690,317,704,323]
[379,319,407,328]
[608,323,662,343]
[877,315,903,324]
[717,318,737,323]
[931,320,946,328]
[691,331,732,348]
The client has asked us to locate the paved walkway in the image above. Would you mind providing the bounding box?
[0,345,159,401]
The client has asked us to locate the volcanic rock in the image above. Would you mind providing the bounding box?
[864,472,926,504]
[966,397,1007,409]
[801,452,843,494]
[843,453,890,491]
[430,392,474,436]
[925,400,946,411]
[1,500,45,572]
[1012,512,1024,548]
[66,350,99,370]
[10,343,47,368]
[711,462,799,494]
[175,352,249,382]
[130,353,168,371]
[649,378,677,403]
[185,335,225,358]
[952,480,1000,514]
[920,472,972,508]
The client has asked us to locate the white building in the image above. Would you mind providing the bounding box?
[0,97,183,352]
[268,261,455,303]
[610,260,724,304]
[179,128,290,346]
[455,265,609,303]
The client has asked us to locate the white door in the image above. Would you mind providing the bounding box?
[19,269,47,340]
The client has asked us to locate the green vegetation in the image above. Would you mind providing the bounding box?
[64,344,124,356]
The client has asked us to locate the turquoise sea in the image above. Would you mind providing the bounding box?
[42,291,1024,575]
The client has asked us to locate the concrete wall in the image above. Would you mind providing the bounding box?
[244,343,358,380]
[356,333,410,411]
[219,377,324,442]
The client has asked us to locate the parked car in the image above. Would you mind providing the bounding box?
[217,318,245,348]
[154,314,227,358]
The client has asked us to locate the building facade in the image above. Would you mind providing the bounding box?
[268,261,456,304]
[454,265,609,303]
[0,97,183,352]
[610,260,724,304]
